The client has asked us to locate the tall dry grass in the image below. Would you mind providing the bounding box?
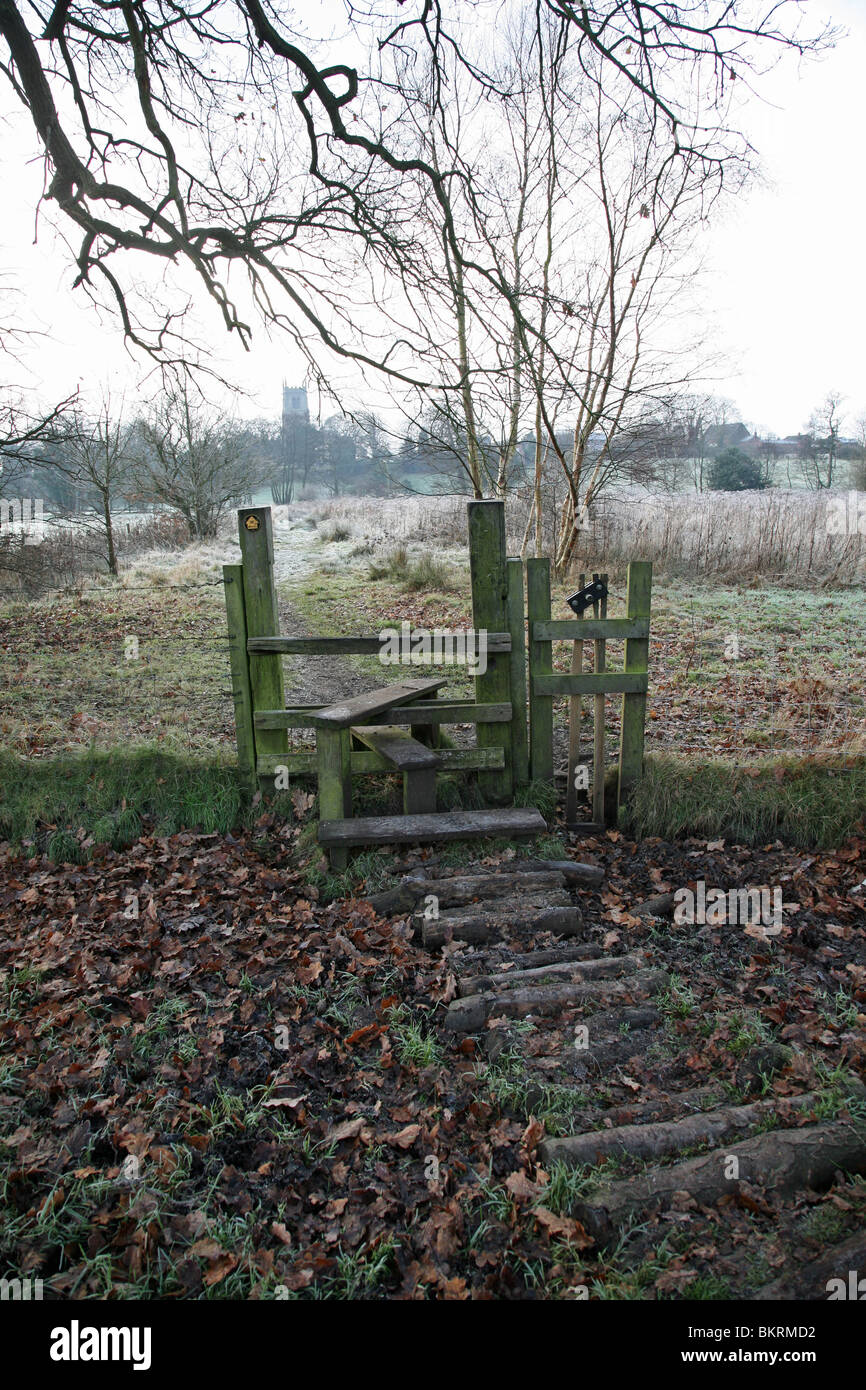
[302,488,866,583]
[580,489,865,583]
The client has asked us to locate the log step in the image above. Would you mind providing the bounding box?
[456,951,645,997]
[318,807,547,849]
[752,1230,866,1300]
[455,942,603,978]
[520,859,604,887]
[365,861,602,917]
[423,902,582,949]
[445,967,668,1033]
[540,1089,832,1170]
[368,869,567,916]
[572,1117,866,1245]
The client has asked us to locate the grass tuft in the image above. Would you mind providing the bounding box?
[627,752,866,849]
[0,748,260,858]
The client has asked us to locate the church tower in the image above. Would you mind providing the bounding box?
[282,383,309,424]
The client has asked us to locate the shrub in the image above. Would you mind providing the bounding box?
[403,553,455,591]
[708,448,768,492]
[367,546,408,581]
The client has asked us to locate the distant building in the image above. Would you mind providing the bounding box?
[705,421,750,450]
[282,384,309,423]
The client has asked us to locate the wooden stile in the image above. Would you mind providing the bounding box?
[224,500,649,865]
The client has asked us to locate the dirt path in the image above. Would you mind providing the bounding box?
[270,512,380,707]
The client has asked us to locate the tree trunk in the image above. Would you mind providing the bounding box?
[102,491,118,576]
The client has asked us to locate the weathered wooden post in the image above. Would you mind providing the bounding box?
[317,727,352,871]
[506,557,529,787]
[592,573,608,827]
[617,560,652,818]
[237,507,288,784]
[526,556,553,784]
[564,571,585,826]
[223,562,257,792]
[468,500,513,803]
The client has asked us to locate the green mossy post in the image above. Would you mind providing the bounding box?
[317,727,352,870]
[411,687,441,751]
[526,557,553,784]
[237,507,288,783]
[565,572,585,826]
[592,575,608,827]
[468,501,513,803]
[618,560,653,820]
[223,563,256,792]
[506,557,529,787]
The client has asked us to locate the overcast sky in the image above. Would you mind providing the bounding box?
[1,0,863,438]
[705,0,866,437]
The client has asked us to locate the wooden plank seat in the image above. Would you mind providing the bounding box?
[307,677,447,729]
[318,807,547,851]
[350,725,441,815]
[349,725,440,769]
[314,679,447,868]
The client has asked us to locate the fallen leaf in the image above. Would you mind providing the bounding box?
[385,1123,421,1149]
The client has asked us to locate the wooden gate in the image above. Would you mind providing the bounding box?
[526,558,652,827]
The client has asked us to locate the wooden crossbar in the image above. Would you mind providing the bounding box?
[247,633,512,654]
[533,618,649,642]
[253,699,512,730]
[532,672,648,696]
[256,747,505,777]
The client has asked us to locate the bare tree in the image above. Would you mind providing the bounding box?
[805,391,845,489]
[0,1,834,413]
[132,384,254,537]
[0,281,78,494]
[42,398,134,574]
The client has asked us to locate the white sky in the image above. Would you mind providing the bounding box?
[1,0,864,438]
[704,0,866,437]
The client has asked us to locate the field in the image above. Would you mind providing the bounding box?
[1,493,864,1303]
[1,500,863,853]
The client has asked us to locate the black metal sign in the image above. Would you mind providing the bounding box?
[566,577,608,615]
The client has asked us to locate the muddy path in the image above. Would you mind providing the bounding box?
[270,514,381,709]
